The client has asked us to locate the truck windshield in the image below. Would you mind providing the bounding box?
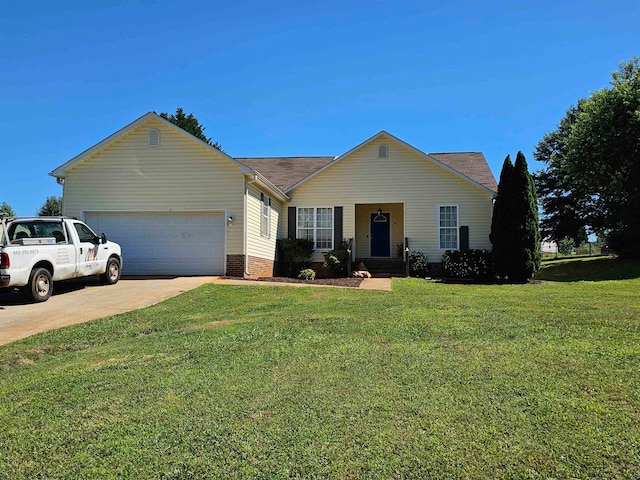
[7,221,67,244]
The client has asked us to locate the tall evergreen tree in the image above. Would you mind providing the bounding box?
[0,202,15,216]
[510,152,541,281]
[159,107,223,151]
[37,196,62,216]
[489,155,515,278]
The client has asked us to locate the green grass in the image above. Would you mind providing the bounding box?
[1,258,639,478]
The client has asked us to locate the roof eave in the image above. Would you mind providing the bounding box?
[244,169,290,202]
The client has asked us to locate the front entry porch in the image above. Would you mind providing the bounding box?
[353,203,406,276]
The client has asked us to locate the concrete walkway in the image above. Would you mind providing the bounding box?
[359,277,393,291]
[213,277,392,291]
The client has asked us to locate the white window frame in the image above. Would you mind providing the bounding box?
[438,204,459,250]
[260,193,271,238]
[296,206,333,250]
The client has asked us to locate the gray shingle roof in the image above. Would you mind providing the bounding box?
[238,152,497,194]
[429,152,498,192]
[237,157,336,191]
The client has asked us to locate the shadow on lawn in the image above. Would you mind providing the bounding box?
[534,257,640,282]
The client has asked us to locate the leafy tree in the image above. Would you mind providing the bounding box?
[511,152,541,281]
[1,202,15,216]
[534,57,640,258]
[37,196,62,216]
[489,155,515,278]
[159,107,223,151]
[558,237,575,256]
[534,102,590,246]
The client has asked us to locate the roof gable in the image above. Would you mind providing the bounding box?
[285,131,497,195]
[49,112,248,178]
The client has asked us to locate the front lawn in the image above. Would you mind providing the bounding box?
[1,258,639,478]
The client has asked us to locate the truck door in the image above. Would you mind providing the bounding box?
[73,222,104,277]
[50,222,76,280]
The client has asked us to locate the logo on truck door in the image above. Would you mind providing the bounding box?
[85,246,98,261]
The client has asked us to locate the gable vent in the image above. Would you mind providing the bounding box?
[148,128,160,147]
[378,144,388,158]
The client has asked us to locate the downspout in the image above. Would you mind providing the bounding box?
[244,173,258,276]
[56,177,66,215]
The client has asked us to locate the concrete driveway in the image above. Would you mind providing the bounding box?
[0,276,216,345]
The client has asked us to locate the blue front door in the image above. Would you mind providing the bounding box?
[370,212,391,257]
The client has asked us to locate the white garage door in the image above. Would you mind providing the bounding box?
[85,212,226,276]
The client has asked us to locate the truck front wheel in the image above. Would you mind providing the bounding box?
[28,267,53,302]
[101,257,121,285]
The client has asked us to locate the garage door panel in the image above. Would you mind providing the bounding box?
[85,212,225,275]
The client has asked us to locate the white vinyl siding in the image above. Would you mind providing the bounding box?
[62,117,245,256]
[247,184,280,261]
[283,134,494,262]
[297,207,333,250]
[438,205,459,250]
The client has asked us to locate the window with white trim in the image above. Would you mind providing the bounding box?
[148,128,160,146]
[439,205,459,249]
[297,207,333,250]
[260,193,271,238]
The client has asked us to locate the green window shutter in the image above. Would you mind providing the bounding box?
[460,226,469,250]
[288,207,296,239]
[334,206,343,248]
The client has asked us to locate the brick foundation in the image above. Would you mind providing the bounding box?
[225,255,275,278]
[226,255,245,277]
[246,256,275,278]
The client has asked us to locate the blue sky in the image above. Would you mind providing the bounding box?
[1,0,638,215]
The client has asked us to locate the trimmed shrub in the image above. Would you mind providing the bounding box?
[323,240,350,277]
[442,250,492,279]
[298,269,316,280]
[276,238,314,277]
[409,251,429,277]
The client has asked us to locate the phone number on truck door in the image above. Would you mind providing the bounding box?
[12,249,40,256]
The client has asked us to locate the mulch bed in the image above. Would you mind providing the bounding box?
[221,276,364,287]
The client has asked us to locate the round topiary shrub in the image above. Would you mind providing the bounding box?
[409,251,428,277]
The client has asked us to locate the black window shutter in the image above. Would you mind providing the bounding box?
[460,226,469,250]
[288,207,297,239]
[334,206,343,248]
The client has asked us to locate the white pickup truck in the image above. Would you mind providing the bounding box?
[0,216,123,302]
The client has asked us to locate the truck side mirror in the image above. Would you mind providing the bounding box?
[101,233,108,244]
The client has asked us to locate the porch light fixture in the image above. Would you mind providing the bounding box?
[227,215,234,226]
[373,208,388,223]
